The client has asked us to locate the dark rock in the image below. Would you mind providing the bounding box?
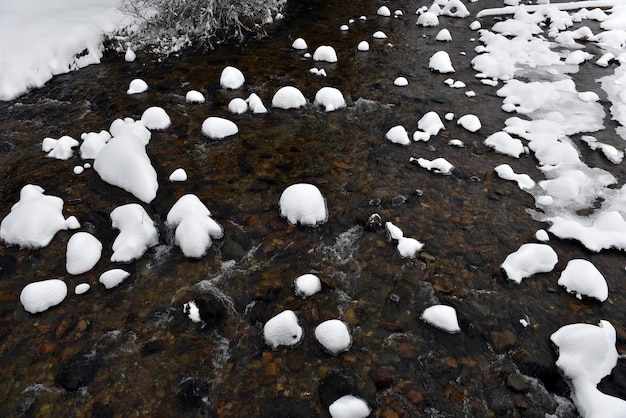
[91,402,114,418]
[55,349,104,391]
[183,294,227,330]
[141,339,164,356]
[506,373,531,393]
[0,255,17,278]
[177,377,213,414]
[259,397,317,418]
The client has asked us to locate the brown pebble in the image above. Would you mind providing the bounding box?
[398,342,418,359]
[407,390,423,405]
[444,357,458,368]
[490,330,517,351]
[382,410,400,418]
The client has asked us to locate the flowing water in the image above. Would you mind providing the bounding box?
[1,0,625,417]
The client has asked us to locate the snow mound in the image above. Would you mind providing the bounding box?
[558,259,608,301]
[99,269,131,289]
[220,66,245,89]
[80,130,111,159]
[436,29,452,41]
[141,106,171,130]
[314,87,346,112]
[417,12,439,27]
[279,183,328,226]
[385,222,424,258]
[110,203,159,263]
[292,38,307,49]
[495,164,535,190]
[272,86,307,109]
[484,131,524,157]
[169,168,187,182]
[228,97,248,114]
[247,93,268,113]
[421,305,461,334]
[386,125,410,145]
[457,114,481,132]
[66,232,102,275]
[501,243,558,283]
[75,283,90,295]
[418,111,445,137]
[313,45,338,63]
[0,184,80,249]
[295,274,322,298]
[377,6,391,17]
[186,90,205,103]
[264,310,303,348]
[329,395,371,418]
[42,135,79,160]
[394,77,408,87]
[357,41,370,51]
[429,51,454,73]
[411,157,454,175]
[127,79,148,95]
[315,319,351,354]
[201,117,239,139]
[20,279,68,314]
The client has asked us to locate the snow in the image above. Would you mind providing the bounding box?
[272,86,307,109]
[201,117,239,140]
[501,243,558,283]
[80,130,111,159]
[124,48,136,63]
[551,320,626,418]
[329,395,371,418]
[66,232,102,275]
[75,283,90,295]
[385,222,424,258]
[99,269,131,289]
[418,111,445,137]
[313,45,338,63]
[110,203,159,263]
[42,135,79,160]
[183,300,202,323]
[279,183,328,226]
[246,93,268,113]
[394,77,409,87]
[169,168,188,182]
[228,98,248,114]
[385,125,411,145]
[411,157,454,175]
[127,79,148,95]
[186,90,206,103]
[429,51,455,73]
[295,274,322,298]
[421,305,461,334]
[357,41,370,51]
[484,131,524,158]
[315,319,351,354]
[436,29,452,41]
[166,194,223,259]
[495,164,536,190]
[93,131,159,203]
[263,310,303,348]
[558,259,608,301]
[457,114,481,132]
[292,38,307,50]
[220,66,245,90]
[20,279,68,314]
[373,31,388,39]
[377,6,391,17]
[417,12,440,27]
[141,107,171,130]
[0,185,80,249]
[314,87,347,112]
[0,0,130,101]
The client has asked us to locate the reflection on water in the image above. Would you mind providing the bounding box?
[0,0,625,416]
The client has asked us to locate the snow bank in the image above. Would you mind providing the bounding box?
[20,279,68,314]
[279,183,328,226]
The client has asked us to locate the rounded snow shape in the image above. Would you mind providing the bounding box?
[558,259,608,301]
[295,273,322,298]
[141,106,171,130]
[436,29,452,41]
[169,168,187,182]
[457,114,481,132]
[292,37,307,49]
[329,395,371,418]
[228,97,248,114]
[247,93,267,113]
[201,117,239,139]
[373,31,388,39]
[264,310,303,348]
[186,90,205,103]
[75,283,90,295]
[429,51,455,73]
[66,232,102,275]
[418,111,445,136]
[80,130,111,160]
[220,66,245,89]
[20,279,68,314]
[110,203,159,263]
[279,183,328,226]
[394,77,408,87]
[127,78,148,94]
[99,269,131,289]
[397,237,424,258]
[484,131,523,157]
[340,24,349,31]
[377,6,391,16]
[313,45,338,63]
[357,41,370,51]
[421,305,461,334]
[417,12,439,27]
[124,48,136,62]
[314,87,346,112]
[501,243,558,283]
[315,319,352,354]
[385,125,410,145]
[272,86,307,109]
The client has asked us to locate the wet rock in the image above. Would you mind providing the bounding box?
[0,255,17,277]
[486,387,515,415]
[506,373,530,393]
[370,365,396,390]
[260,397,317,417]
[319,372,369,411]
[55,349,105,391]
[490,330,517,351]
[177,377,213,414]
[184,294,227,330]
[91,402,114,418]
[141,339,164,356]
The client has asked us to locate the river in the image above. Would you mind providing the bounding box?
[0,0,625,416]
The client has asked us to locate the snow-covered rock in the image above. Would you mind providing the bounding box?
[418,111,445,136]
[457,114,481,132]
[394,77,408,87]
[141,106,171,130]
[228,97,248,114]
[99,269,131,289]
[247,93,268,113]
[292,38,307,49]
[264,310,303,348]
[313,45,338,63]
[20,279,68,313]
[80,130,111,159]
[386,125,410,145]
[501,243,558,283]
[429,51,454,73]
[42,135,79,160]
[220,66,245,89]
[110,203,159,263]
[201,117,239,139]
[411,157,454,175]
[417,12,439,27]
[484,131,524,157]
[329,395,371,418]
[315,319,351,354]
[357,41,370,51]
[66,232,102,275]
[314,87,346,112]
[421,305,461,334]
[127,78,148,94]
[558,259,608,301]
[186,90,205,103]
[295,274,322,298]
[75,283,90,295]
[436,29,452,41]
[377,6,391,17]
[169,168,187,182]
[279,183,328,226]
[495,164,535,190]
[272,86,307,109]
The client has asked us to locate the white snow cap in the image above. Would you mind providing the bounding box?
[80,130,111,159]
[141,106,171,130]
[501,243,558,283]
[417,12,439,27]
[314,87,346,112]
[357,41,370,51]
[411,157,454,175]
[166,194,224,259]
[99,269,131,289]
[219,66,245,89]
[292,37,307,49]
[279,183,328,226]
[421,305,461,334]
[484,131,524,158]
[551,321,626,417]
[124,48,136,62]
[228,97,248,114]
[494,164,535,191]
[418,111,445,136]
[315,319,351,354]
[110,203,159,263]
[394,77,409,87]
[169,168,188,182]
[201,117,239,139]
[313,45,338,63]
[66,232,102,275]
[272,86,307,109]
[127,78,148,95]
[295,273,322,298]
[436,29,452,41]
[93,131,158,203]
[457,114,481,132]
[75,283,90,295]
[372,31,388,39]
[385,222,424,258]
[558,259,608,302]
[186,90,206,103]
[329,395,371,418]
[377,6,391,17]
[386,125,410,145]
[263,310,303,348]
[246,93,268,114]
[42,135,79,160]
[429,51,454,73]
[20,279,68,314]
[0,185,80,249]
